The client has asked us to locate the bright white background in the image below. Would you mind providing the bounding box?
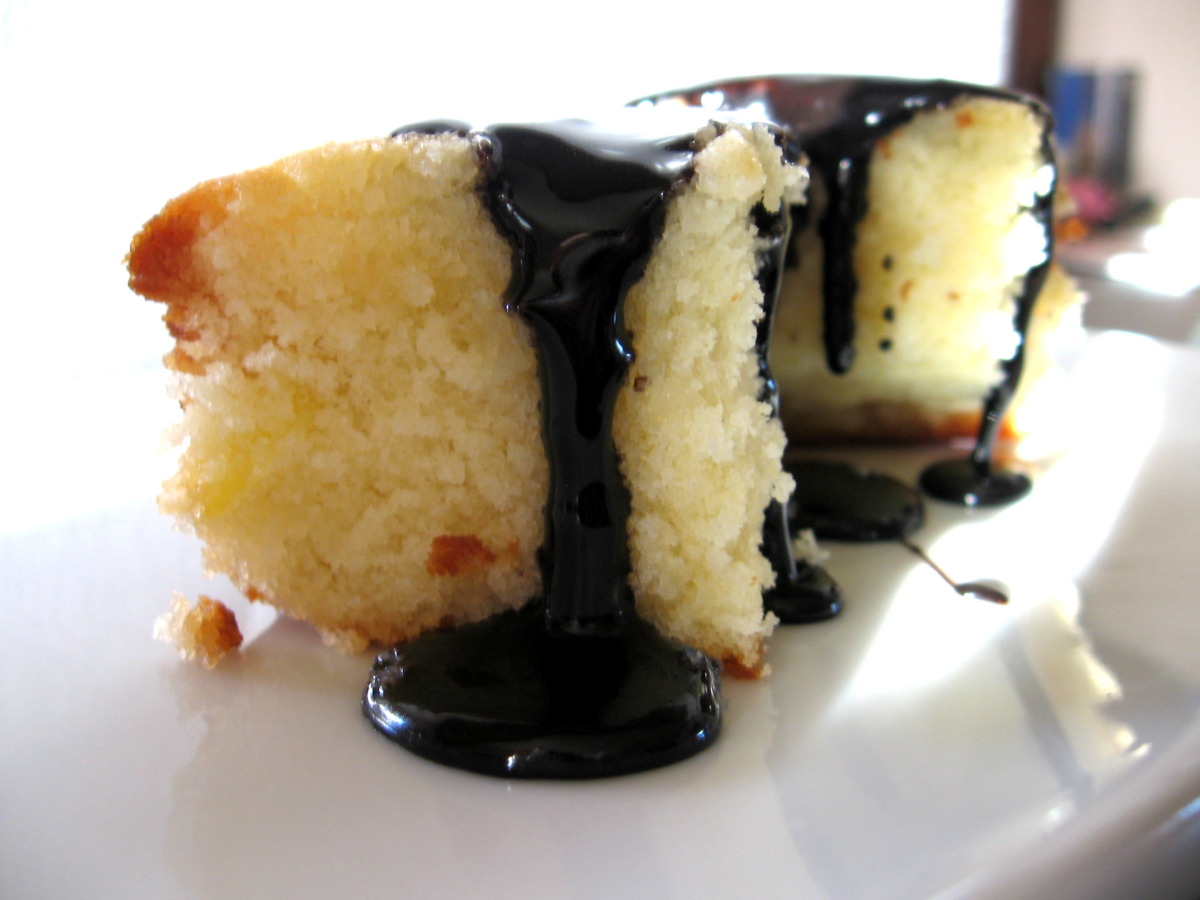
[0,0,1011,532]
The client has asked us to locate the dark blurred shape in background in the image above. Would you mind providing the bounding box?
[1050,67,1149,228]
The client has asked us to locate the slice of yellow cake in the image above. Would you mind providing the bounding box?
[128,119,803,675]
[639,77,1084,448]
[770,92,1082,443]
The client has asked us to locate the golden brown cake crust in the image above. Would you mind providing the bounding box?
[128,179,237,362]
[425,534,498,576]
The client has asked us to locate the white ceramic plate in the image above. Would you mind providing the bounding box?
[4,329,1200,900]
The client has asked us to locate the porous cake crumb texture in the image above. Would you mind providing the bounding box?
[132,136,547,648]
[616,125,800,673]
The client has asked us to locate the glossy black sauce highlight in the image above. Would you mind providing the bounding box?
[482,120,696,637]
[365,601,721,778]
[639,76,1055,508]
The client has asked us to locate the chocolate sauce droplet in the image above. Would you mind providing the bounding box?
[899,538,1010,604]
[787,459,924,541]
[955,580,1009,605]
[919,457,1031,507]
[762,546,844,624]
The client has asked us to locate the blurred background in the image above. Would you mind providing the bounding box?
[1,0,1198,532]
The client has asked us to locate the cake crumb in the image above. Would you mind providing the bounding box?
[154,592,243,668]
[319,627,371,654]
[792,528,830,565]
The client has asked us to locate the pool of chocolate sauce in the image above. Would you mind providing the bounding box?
[787,459,924,542]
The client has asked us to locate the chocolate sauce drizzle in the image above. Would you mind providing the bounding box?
[753,200,843,623]
[366,116,809,778]
[483,120,693,637]
[640,76,1057,507]
[899,537,1009,604]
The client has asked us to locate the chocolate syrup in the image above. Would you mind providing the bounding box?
[640,77,1055,508]
[899,538,1009,604]
[786,459,924,542]
[365,601,720,778]
[366,116,817,777]
[482,120,695,637]
[754,196,843,623]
